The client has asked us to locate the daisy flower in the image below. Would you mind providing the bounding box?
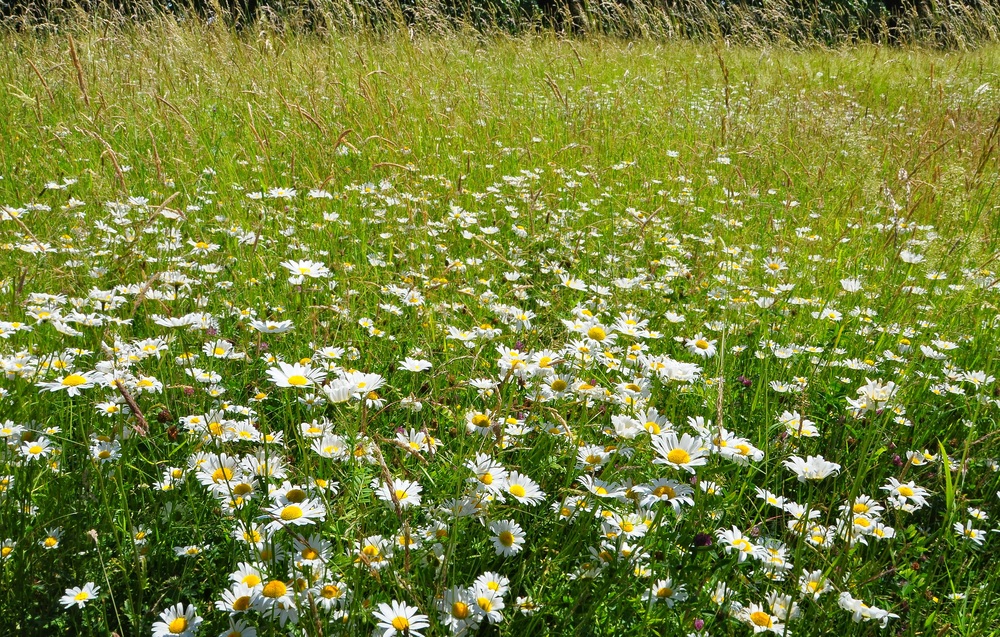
[741,603,784,634]
[40,527,63,550]
[799,570,833,598]
[398,357,432,372]
[373,477,423,509]
[646,578,688,607]
[490,519,525,556]
[219,618,256,637]
[466,453,508,494]
[838,592,899,627]
[685,334,717,357]
[504,471,546,506]
[266,362,325,388]
[640,479,694,510]
[152,602,202,637]
[782,455,841,482]
[249,319,294,334]
[60,582,100,609]
[881,478,930,508]
[37,371,99,396]
[372,600,429,637]
[651,432,708,473]
[474,571,510,597]
[252,579,293,611]
[438,586,480,635]
[471,587,505,624]
[715,526,760,562]
[954,521,986,545]
[280,258,330,278]
[262,497,327,533]
[314,579,351,611]
[267,187,297,199]
[215,583,255,615]
[20,436,54,460]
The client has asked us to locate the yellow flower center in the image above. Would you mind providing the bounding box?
[587,326,607,341]
[391,617,410,631]
[243,574,262,587]
[695,339,709,350]
[233,596,251,611]
[28,445,43,455]
[479,472,493,485]
[477,597,493,612]
[852,502,869,513]
[653,485,676,498]
[551,379,568,391]
[286,375,309,386]
[750,611,772,627]
[897,486,914,497]
[452,601,470,619]
[509,484,526,498]
[285,488,307,503]
[666,448,691,465]
[499,531,515,547]
[280,505,303,521]
[211,467,234,483]
[62,374,87,387]
[168,617,188,633]
[320,584,341,599]
[471,414,490,428]
[44,537,58,548]
[262,580,287,598]
[302,548,319,560]
[657,587,673,598]
[74,591,90,601]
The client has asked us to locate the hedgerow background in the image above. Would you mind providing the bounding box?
[2,0,1000,46]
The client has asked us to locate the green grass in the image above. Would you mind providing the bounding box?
[1,23,1000,637]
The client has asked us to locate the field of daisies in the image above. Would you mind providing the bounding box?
[1,26,1000,637]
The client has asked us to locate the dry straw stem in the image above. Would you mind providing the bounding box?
[67,33,91,108]
[114,380,149,436]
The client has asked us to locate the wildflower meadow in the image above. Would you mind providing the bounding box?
[1,24,1000,637]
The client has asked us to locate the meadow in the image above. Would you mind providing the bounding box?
[1,23,1000,636]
